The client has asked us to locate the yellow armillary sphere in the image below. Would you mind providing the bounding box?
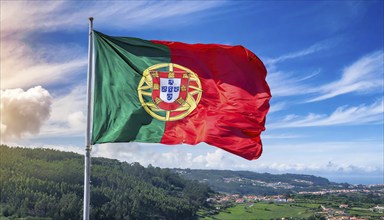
[138,63,202,121]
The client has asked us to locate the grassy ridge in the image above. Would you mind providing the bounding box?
[200,196,384,220]
[202,203,315,220]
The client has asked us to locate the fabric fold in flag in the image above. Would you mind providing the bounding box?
[92,30,271,160]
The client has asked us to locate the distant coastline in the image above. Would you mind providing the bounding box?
[327,175,383,185]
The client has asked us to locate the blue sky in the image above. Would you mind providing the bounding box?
[1,1,383,184]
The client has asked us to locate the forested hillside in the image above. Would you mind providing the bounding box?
[173,169,335,195]
[0,145,213,219]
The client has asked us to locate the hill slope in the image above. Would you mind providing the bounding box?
[172,169,342,196]
[0,145,212,219]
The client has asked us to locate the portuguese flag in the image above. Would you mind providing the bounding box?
[91,31,271,160]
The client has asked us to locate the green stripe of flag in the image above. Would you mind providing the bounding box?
[92,31,170,144]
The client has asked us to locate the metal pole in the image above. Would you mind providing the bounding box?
[83,17,94,220]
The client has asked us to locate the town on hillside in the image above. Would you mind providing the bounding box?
[204,184,384,220]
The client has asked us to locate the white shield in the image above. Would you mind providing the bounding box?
[159,78,181,103]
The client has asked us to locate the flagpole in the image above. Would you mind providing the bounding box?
[83,17,94,220]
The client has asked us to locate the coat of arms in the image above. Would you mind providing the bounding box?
[138,63,202,121]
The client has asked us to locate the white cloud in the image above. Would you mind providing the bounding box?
[67,111,86,129]
[0,38,87,90]
[264,43,325,98]
[308,51,384,102]
[265,42,329,67]
[1,86,52,141]
[92,143,236,170]
[92,143,143,161]
[266,45,383,102]
[248,162,381,175]
[192,150,235,169]
[267,102,286,113]
[38,86,87,137]
[1,1,224,34]
[89,139,383,179]
[233,140,383,182]
[1,1,223,89]
[92,1,224,30]
[268,98,383,128]
[1,1,64,35]
[266,70,315,97]
[262,133,302,139]
[3,86,89,142]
